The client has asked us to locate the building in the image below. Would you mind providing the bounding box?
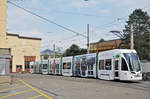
[0,0,41,73]
[90,39,122,53]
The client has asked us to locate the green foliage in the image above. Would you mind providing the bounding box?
[43,55,49,60]
[123,9,150,60]
[63,44,87,56]
[99,38,105,42]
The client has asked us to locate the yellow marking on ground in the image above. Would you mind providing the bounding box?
[27,95,42,99]
[0,89,32,99]
[0,85,26,93]
[18,79,53,99]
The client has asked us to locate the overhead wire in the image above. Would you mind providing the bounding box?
[7,1,87,38]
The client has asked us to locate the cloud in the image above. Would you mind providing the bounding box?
[109,0,150,8]
[100,9,111,15]
[32,0,40,7]
[70,0,101,8]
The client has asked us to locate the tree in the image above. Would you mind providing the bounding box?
[99,38,105,42]
[123,9,150,60]
[80,48,87,54]
[63,44,87,56]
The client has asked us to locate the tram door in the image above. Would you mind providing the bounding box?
[114,59,119,79]
[75,57,81,77]
[55,63,59,74]
[81,56,87,77]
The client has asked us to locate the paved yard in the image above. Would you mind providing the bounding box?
[0,74,150,99]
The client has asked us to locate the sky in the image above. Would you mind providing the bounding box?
[7,0,150,51]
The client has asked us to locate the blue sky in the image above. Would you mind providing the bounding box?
[7,0,150,51]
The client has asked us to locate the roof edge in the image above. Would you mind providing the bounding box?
[7,33,42,40]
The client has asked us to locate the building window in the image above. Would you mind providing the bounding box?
[99,60,104,70]
[16,65,22,69]
[105,59,112,70]
[25,61,30,69]
[67,62,71,69]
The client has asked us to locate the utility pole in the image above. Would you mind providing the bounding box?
[130,24,134,49]
[87,24,90,54]
[149,29,150,48]
[53,44,56,73]
[53,44,55,59]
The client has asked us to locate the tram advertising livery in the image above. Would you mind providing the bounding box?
[30,49,142,81]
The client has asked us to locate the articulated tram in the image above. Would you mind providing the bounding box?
[30,49,142,81]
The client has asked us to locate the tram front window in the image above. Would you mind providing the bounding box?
[123,53,141,72]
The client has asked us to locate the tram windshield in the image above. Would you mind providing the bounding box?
[123,53,141,72]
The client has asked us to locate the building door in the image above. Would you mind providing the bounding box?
[10,56,13,73]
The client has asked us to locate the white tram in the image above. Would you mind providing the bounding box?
[30,49,142,81]
[98,49,142,81]
[30,62,35,74]
[74,54,97,78]
[42,60,49,75]
[54,58,62,75]
[62,56,73,76]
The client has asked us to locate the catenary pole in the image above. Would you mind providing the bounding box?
[87,24,90,54]
[130,24,134,49]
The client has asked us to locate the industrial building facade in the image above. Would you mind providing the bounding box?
[90,39,122,53]
[0,0,41,73]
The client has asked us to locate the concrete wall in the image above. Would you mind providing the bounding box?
[6,35,41,72]
[0,48,11,55]
[0,0,7,48]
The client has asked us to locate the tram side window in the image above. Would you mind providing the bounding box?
[67,62,71,69]
[43,64,47,69]
[31,65,33,69]
[105,59,112,70]
[63,63,67,69]
[121,58,128,71]
[99,60,104,70]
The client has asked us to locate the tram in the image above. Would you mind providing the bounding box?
[62,56,73,76]
[98,49,142,81]
[54,58,62,75]
[30,62,35,74]
[42,60,49,75]
[74,53,97,78]
[30,49,142,81]
[30,61,41,74]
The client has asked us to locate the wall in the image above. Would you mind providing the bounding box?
[6,34,41,72]
[0,0,7,48]
[90,39,121,53]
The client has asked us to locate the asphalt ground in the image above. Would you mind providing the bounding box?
[1,74,150,99]
[0,77,53,99]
